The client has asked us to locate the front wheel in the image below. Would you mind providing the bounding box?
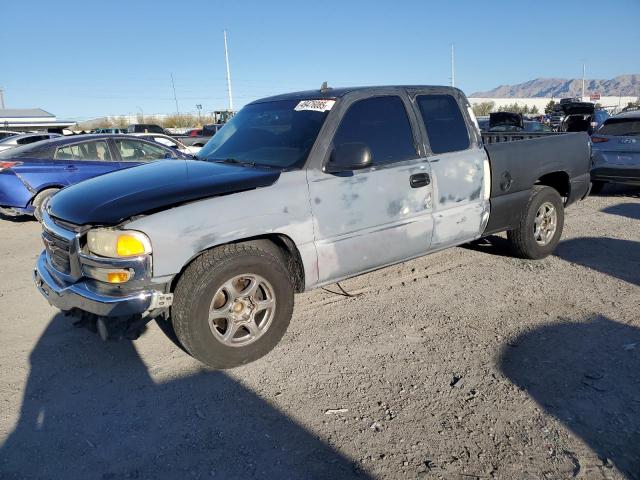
[507,186,565,259]
[170,243,294,369]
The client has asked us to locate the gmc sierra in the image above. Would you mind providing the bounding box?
[33,85,591,368]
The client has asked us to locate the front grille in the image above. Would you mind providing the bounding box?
[43,230,72,274]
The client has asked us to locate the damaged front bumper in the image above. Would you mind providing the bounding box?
[34,251,173,317]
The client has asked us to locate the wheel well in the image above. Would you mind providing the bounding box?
[169,234,306,294]
[30,185,63,205]
[535,171,570,199]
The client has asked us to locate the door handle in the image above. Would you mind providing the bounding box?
[65,165,78,171]
[410,173,430,188]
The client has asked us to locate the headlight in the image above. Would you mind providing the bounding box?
[86,229,152,258]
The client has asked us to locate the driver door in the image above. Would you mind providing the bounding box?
[307,94,434,284]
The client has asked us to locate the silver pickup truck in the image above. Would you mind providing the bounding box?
[34,86,591,368]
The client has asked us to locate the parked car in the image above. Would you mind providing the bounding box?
[93,128,127,134]
[590,110,640,193]
[126,124,170,135]
[0,132,61,152]
[480,113,553,135]
[0,134,189,220]
[0,130,21,140]
[557,102,609,135]
[34,85,591,369]
[172,123,222,147]
[130,132,201,155]
[523,121,552,133]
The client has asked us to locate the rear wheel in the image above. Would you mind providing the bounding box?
[170,242,294,369]
[507,186,564,259]
[32,188,59,221]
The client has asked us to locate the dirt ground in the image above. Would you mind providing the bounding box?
[0,186,638,480]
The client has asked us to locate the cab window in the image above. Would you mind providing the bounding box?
[416,94,470,154]
[332,96,417,165]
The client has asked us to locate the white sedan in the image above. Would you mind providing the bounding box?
[0,132,61,152]
[130,133,202,156]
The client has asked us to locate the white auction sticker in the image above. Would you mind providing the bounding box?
[294,99,335,112]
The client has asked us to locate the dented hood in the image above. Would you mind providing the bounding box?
[48,159,280,225]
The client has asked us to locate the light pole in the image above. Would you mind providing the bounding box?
[196,104,202,125]
[137,106,144,123]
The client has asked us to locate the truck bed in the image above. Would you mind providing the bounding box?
[481,131,562,144]
[483,132,591,235]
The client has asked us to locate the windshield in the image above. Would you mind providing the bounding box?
[0,140,50,159]
[196,99,332,168]
[598,118,640,136]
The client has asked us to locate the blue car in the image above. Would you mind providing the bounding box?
[0,134,190,220]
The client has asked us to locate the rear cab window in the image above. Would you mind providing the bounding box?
[331,95,417,165]
[415,94,470,154]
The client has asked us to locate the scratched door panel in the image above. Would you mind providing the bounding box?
[308,158,434,284]
[429,147,488,249]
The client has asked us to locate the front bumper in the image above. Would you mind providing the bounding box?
[34,251,171,317]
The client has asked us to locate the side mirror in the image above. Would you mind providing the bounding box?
[325,142,372,173]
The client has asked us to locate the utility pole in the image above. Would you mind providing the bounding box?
[0,87,5,109]
[582,63,586,101]
[450,44,455,88]
[196,104,202,124]
[170,73,180,116]
[224,30,234,112]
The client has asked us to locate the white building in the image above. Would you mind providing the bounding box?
[0,108,74,132]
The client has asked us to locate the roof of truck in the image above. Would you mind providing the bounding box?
[250,85,456,104]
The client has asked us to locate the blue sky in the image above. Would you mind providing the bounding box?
[2,0,638,120]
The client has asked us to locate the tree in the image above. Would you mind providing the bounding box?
[530,105,539,115]
[544,100,556,115]
[472,101,495,117]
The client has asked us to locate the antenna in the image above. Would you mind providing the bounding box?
[450,44,455,88]
[170,73,180,115]
[224,30,234,112]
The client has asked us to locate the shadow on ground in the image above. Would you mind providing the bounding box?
[0,212,34,223]
[554,236,640,287]
[601,202,640,221]
[0,314,368,480]
[500,315,640,479]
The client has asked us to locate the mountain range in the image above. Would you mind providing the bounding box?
[471,74,639,98]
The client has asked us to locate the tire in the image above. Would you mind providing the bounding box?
[32,188,59,221]
[507,186,564,260]
[170,242,294,369]
[590,180,606,195]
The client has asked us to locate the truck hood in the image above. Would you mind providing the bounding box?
[47,160,280,225]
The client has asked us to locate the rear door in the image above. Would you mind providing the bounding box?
[307,93,434,284]
[54,140,120,185]
[410,91,489,249]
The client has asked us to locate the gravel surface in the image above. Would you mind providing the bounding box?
[0,186,638,480]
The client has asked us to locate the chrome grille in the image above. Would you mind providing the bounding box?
[43,229,72,274]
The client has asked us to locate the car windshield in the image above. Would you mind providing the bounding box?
[196,99,332,169]
[598,118,640,136]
